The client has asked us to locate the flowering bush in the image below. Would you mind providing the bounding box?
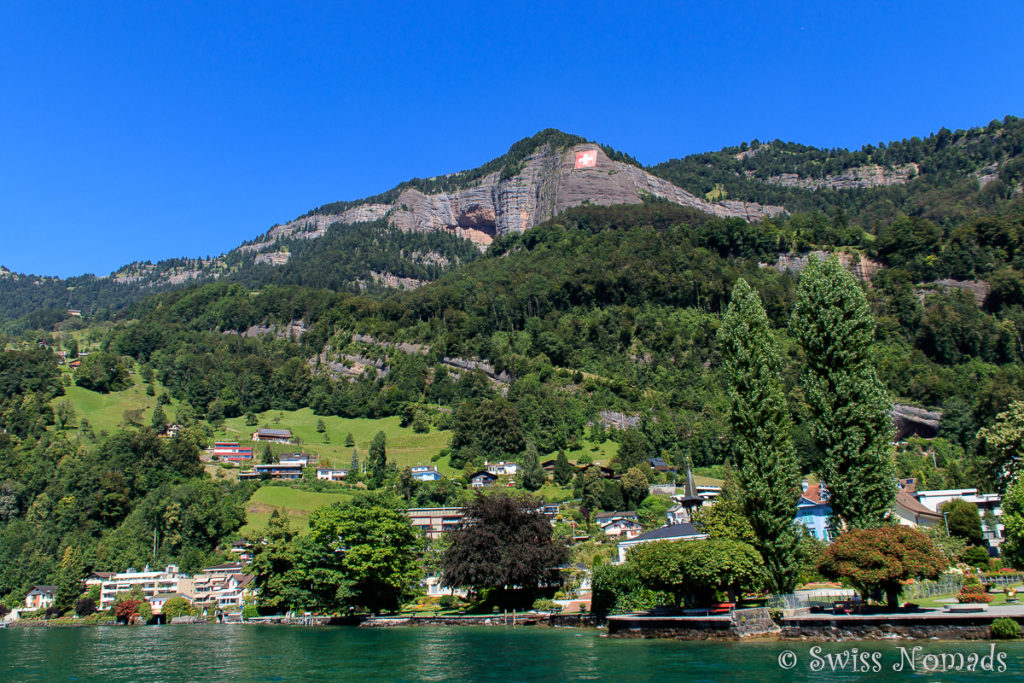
[957,585,992,604]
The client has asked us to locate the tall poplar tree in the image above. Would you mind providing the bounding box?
[790,257,895,529]
[717,279,801,593]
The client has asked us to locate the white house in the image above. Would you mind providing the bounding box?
[616,523,707,563]
[915,488,1004,548]
[316,468,348,481]
[485,461,518,476]
[596,511,643,539]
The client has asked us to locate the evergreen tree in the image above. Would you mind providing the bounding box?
[55,545,84,615]
[791,257,895,529]
[519,442,545,491]
[260,442,274,464]
[369,431,388,483]
[350,449,360,474]
[344,433,355,447]
[554,450,574,486]
[717,279,801,593]
[150,404,167,431]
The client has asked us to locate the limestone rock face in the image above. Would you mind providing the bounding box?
[766,163,919,191]
[388,145,784,239]
[245,144,785,255]
[768,250,883,282]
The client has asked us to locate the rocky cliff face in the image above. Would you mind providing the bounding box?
[245,144,786,256]
[765,163,918,191]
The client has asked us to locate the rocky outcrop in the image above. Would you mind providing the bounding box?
[767,251,882,282]
[893,404,942,441]
[254,251,290,266]
[390,145,785,240]
[766,163,918,190]
[245,145,787,254]
[916,279,990,306]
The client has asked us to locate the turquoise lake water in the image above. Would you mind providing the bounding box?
[2,624,1024,681]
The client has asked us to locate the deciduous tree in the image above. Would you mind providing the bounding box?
[818,526,947,608]
[441,492,567,605]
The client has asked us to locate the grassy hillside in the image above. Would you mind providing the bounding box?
[240,486,353,536]
[216,409,453,471]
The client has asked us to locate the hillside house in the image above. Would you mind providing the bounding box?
[238,462,304,481]
[252,428,291,443]
[158,423,183,439]
[485,461,518,476]
[316,468,348,481]
[24,585,56,610]
[469,471,498,488]
[213,442,253,462]
[406,507,466,539]
[596,511,643,539]
[411,466,442,482]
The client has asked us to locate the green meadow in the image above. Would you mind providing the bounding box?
[239,486,354,536]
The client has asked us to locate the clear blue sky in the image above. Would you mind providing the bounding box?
[3,1,1023,277]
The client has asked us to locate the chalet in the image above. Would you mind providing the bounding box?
[577,463,616,479]
[253,428,291,443]
[646,457,677,473]
[541,459,556,473]
[158,423,183,439]
[616,523,706,563]
[485,461,518,476]
[213,441,253,461]
[406,507,466,539]
[69,359,82,369]
[596,511,643,539]
[24,585,57,610]
[469,471,498,488]
[67,309,82,317]
[411,466,442,482]
[316,468,348,481]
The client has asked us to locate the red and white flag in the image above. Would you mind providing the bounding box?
[575,150,598,169]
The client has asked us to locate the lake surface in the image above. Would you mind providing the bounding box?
[3,624,1024,681]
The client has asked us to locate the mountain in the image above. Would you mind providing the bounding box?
[3,119,1023,325]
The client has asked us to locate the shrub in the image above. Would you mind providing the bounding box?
[532,598,561,612]
[438,595,460,610]
[242,605,259,619]
[991,618,1022,639]
[957,585,992,603]
[961,546,991,567]
[75,597,97,617]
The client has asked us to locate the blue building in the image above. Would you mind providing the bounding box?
[795,482,834,542]
[411,466,442,482]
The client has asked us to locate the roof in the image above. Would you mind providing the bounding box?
[257,428,291,437]
[85,571,113,579]
[596,510,637,520]
[627,523,703,543]
[204,563,244,571]
[28,585,57,595]
[896,490,942,522]
[469,470,497,479]
[231,574,256,588]
[799,483,829,505]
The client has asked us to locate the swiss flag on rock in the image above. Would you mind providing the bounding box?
[574,150,598,169]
